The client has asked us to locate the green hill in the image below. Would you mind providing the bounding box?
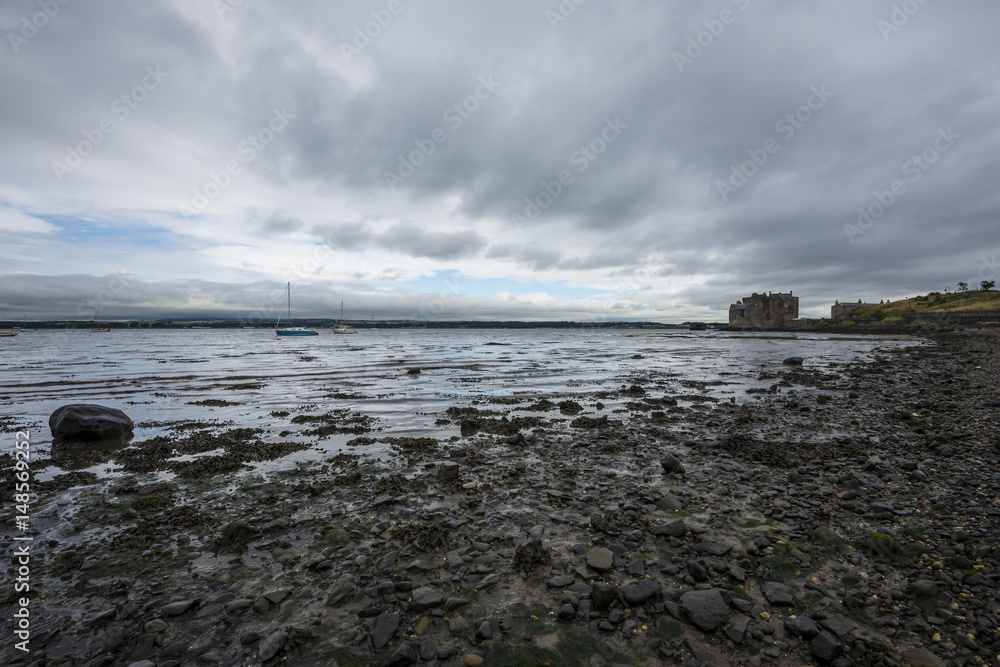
[856,290,1000,317]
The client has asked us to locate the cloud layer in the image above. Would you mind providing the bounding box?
[1,0,998,321]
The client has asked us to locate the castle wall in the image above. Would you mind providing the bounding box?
[729,292,799,330]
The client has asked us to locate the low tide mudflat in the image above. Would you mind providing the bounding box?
[2,329,998,666]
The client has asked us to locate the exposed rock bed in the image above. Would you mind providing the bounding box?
[3,331,1000,666]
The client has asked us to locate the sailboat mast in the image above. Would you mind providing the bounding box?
[287,282,291,323]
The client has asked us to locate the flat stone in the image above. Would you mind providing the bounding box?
[263,588,292,604]
[622,580,659,607]
[763,582,794,605]
[411,587,444,612]
[370,612,400,650]
[685,639,730,666]
[900,648,945,667]
[650,519,688,537]
[691,540,731,556]
[680,589,730,632]
[783,614,820,639]
[820,615,857,637]
[258,631,287,662]
[442,597,469,612]
[546,575,576,588]
[325,580,356,607]
[161,600,195,616]
[587,547,614,571]
[810,631,841,662]
[656,494,683,511]
[144,619,168,633]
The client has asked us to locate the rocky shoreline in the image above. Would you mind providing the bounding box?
[4,330,999,667]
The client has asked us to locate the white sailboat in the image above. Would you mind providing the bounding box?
[90,311,110,332]
[333,301,356,334]
[275,282,318,337]
[14,315,35,332]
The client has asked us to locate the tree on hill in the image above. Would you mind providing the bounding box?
[982,280,996,291]
[957,281,968,292]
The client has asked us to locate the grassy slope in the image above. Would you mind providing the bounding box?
[856,290,1000,316]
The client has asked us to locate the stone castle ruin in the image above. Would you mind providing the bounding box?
[729,291,799,329]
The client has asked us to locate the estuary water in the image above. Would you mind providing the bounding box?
[0,328,924,479]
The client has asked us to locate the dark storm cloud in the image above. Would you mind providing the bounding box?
[1,0,999,320]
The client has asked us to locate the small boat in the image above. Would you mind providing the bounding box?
[14,315,35,332]
[0,330,16,337]
[90,311,110,332]
[333,301,356,334]
[275,282,318,336]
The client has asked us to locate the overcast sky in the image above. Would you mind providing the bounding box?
[1,0,998,323]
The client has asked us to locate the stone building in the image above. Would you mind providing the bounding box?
[729,291,799,329]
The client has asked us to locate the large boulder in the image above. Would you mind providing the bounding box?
[49,404,134,442]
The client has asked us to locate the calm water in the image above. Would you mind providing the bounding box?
[0,328,923,479]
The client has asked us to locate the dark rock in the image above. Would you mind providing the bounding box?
[685,638,729,666]
[650,519,688,537]
[686,560,708,581]
[257,631,287,662]
[410,587,443,612]
[782,357,804,365]
[587,547,614,571]
[592,582,618,609]
[820,615,857,637]
[655,494,683,511]
[763,582,794,605]
[557,603,576,621]
[475,620,493,641]
[810,631,841,662]
[784,614,820,639]
[661,454,686,475]
[419,639,437,661]
[514,538,552,573]
[691,541,731,556]
[437,463,460,481]
[370,612,400,650]
[546,575,575,588]
[900,648,945,667]
[442,597,470,612]
[679,589,730,632]
[87,628,125,658]
[388,641,417,666]
[49,404,134,442]
[622,580,659,606]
